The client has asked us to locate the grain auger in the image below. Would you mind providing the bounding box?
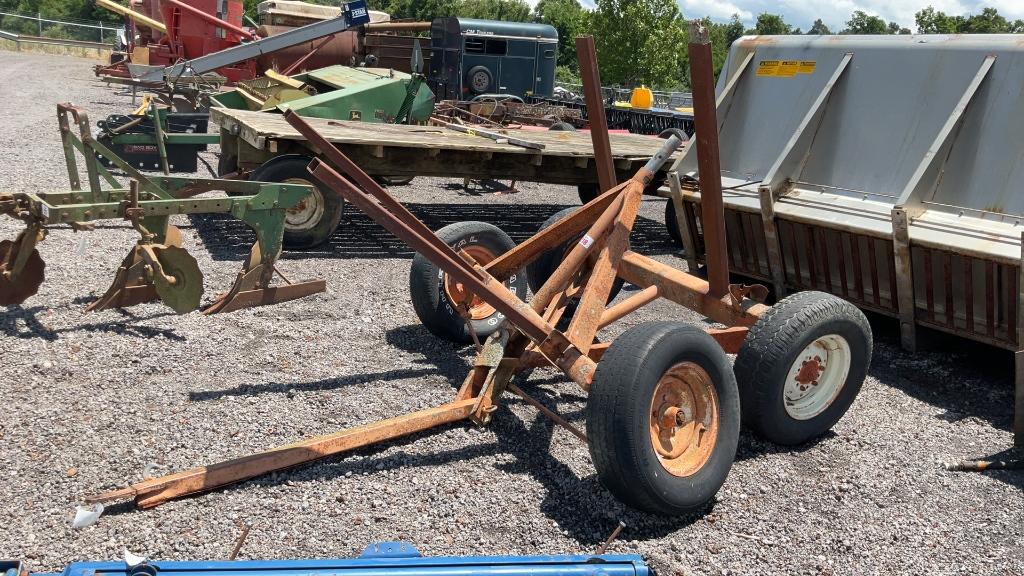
[0,103,325,313]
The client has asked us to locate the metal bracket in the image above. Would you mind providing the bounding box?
[359,542,422,559]
[891,207,916,352]
[1016,231,1024,447]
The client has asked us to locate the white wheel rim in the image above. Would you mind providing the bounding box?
[783,334,851,420]
[283,178,324,232]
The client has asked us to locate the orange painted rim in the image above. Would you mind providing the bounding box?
[649,362,720,477]
[443,245,497,321]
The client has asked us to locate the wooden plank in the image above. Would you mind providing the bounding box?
[210,108,678,161]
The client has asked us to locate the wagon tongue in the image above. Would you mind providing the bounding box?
[203,243,326,315]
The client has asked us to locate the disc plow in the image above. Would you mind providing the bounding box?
[0,103,325,314]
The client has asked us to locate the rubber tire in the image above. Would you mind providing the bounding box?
[665,199,683,247]
[375,175,415,186]
[525,207,623,313]
[733,291,872,445]
[579,174,667,206]
[410,221,527,344]
[587,322,741,515]
[249,155,343,249]
[466,66,492,94]
[548,122,576,131]
[577,183,599,204]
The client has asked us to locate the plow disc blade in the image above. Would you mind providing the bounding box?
[203,244,325,314]
[152,245,204,314]
[86,247,159,312]
[0,239,45,306]
[86,225,186,313]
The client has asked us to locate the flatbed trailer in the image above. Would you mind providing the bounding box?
[212,107,683,247]
[213,107,681,185]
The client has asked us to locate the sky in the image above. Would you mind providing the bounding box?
[568,0,1024,32]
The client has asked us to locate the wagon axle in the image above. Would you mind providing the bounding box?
[85,26,872,516]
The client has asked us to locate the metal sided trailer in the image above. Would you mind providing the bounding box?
[212,106,682,247]
[663,34,1024,444]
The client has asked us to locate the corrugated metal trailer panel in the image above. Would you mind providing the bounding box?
[664,34,1024,442]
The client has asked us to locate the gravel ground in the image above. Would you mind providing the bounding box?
[0,50,1021,576]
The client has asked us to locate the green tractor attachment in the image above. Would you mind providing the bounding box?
[0,103,325,314]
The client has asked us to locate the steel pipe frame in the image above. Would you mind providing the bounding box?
[85,27,769,509]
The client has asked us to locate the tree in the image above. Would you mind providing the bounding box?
[534,0,588,71]
[887,21,911,34]
[722,14,745,44]
[750,12,792,35]
[807,18,832,34]
[915,6,962,33]
[844,10,887,34]
[590,0,687,88]
[963,7,1013,33]
[914,5,1023,34]
[457,0,530,21]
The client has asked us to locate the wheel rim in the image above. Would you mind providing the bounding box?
[783,334,852,420]
[649,362,720,477]
[283,177,325,232]
[443,245,497,320]
[470,71,489,92]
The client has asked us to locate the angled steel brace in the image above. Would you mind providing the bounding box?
[892,54,996,351]
[758,52,853,297]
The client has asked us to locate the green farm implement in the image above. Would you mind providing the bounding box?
[0,103,325,314]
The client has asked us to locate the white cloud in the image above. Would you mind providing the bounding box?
[678,0,1024,30]
[679,0,753,21]
[526,0,1024,31]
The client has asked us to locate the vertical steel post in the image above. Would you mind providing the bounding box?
[687,21,729,298]
[575,35,616,194]
[1017,231,1024,446]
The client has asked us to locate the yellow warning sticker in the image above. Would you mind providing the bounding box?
[757,59,816,78]
[757,60,780,76]
[778,61,800,77]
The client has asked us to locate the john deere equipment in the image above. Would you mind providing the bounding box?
[96,59,434,177]
[0,103,325,314]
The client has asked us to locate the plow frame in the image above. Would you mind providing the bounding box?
[86,26,774,510]
[0,104,327,313]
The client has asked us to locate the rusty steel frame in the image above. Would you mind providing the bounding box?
[87,30,770,509]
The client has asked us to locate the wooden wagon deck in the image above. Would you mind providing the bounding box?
[212,108,681,185]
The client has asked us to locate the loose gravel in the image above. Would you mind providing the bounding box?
[0,50,1021,576]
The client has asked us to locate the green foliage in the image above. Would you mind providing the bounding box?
[591,0,687,89]
[807,18,832,34]
[0,0,119,40]
[915,5,1024,34]
[844,10,887,34]
[750,13,791,35]
[554,64,580,83]
[458,0,530,21]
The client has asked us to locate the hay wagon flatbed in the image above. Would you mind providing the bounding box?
[212,107,681,185]
[212,107,684,248]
